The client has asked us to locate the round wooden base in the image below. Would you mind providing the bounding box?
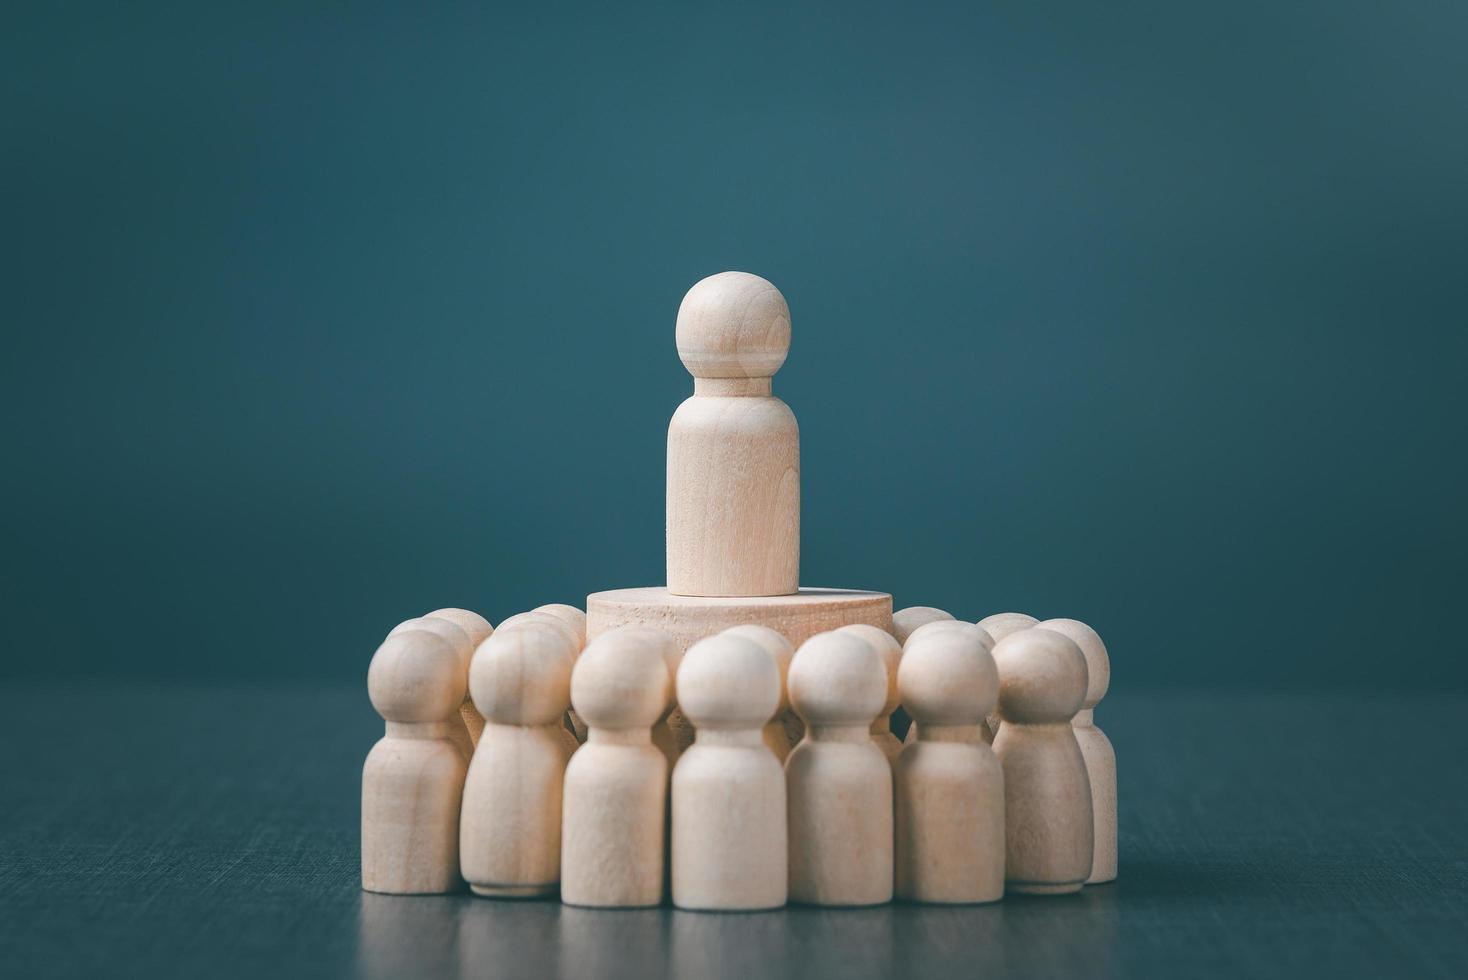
[585,586,893,654]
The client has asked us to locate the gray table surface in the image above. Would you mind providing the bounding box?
[1,683,1464,979]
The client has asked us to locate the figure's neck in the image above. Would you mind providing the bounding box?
[385,721,458,740]
[916,722,983,743]
[695,728,763,747]
[588,729,652,746]
[695,377,772,397]
[808,723,872,744]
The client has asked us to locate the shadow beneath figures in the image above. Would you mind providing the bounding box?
[455,897,561,980]
[357,885,1123,980]
[990,885,1120,978]
[557,905,671,980]
[357,892,467,980]
[670,905,895,980]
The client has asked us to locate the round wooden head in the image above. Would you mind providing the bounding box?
[906,619,995,652]
[836,624,903,716]
[469,623,575,726]
[425,607,494,647]
[992,628,1088,725]
[677,632,781,731]
[368,631,465,724]
[497,611,582,652]
[534,604,588,648]
[788,631,888,728]
[388,616,473,677]
[723,624,795,714]
[571,629,671,731]
[676,272,791,379]
[976,612,1038,644]
[892,606,954,645]
[899,628,998,725]
[1036,618,1110,708]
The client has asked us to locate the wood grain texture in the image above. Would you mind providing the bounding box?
[2,683,1465,979]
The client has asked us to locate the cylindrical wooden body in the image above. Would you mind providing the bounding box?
[666,391,799,597]
[459,724,569,897]
[560,740,668,908]
[361,735,466,895]
[894,738,1005,903]
[671,739,788,910]
[786,733,894,906]
[992,724,1094,894]
[1075,712,1118,883]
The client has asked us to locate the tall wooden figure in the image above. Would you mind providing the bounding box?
[362,631,469,894]
[667,271,799,597]
[671,632,788,911]
[786,631,893,906]
[459,622,576,898]
[894,628,1004,903]
[991,628,1093,895]
[1038,618,1116,884]
[561,628,672,907]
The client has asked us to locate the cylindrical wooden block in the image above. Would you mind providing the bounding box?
[587,587,892,653]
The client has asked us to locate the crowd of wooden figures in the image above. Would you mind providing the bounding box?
[362,603,1115,909]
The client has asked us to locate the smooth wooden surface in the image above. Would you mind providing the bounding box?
[3,682,1465,979]
[667,271,799,597]
[894,628,1004,904]
[992,628,1094,895]
[561,630,671,909]
[786,632,894,906]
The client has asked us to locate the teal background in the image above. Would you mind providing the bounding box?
[3,2,1464,686]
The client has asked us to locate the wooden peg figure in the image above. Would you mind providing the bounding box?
[459,622,576,898]
[786,631,894,906]
[991,628,1093,895]
[905,619,995,651]
[724,624,800,761]
[976,612,1037,644]
[836,624,904,765]
[387,616,477,758]
[975,612,1037,739]
[425,608,495,746]
[561,628,672,908]
[894,628,1004,904]
[493,611,583,754]
[901,620,996,745]
[534,604,590,741]
[1037,618,1116,885]
[534,604,587,648]
[362,631,469,894]
[667,272,799,597]
[671,632,788,911]
[892,606,954,645]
